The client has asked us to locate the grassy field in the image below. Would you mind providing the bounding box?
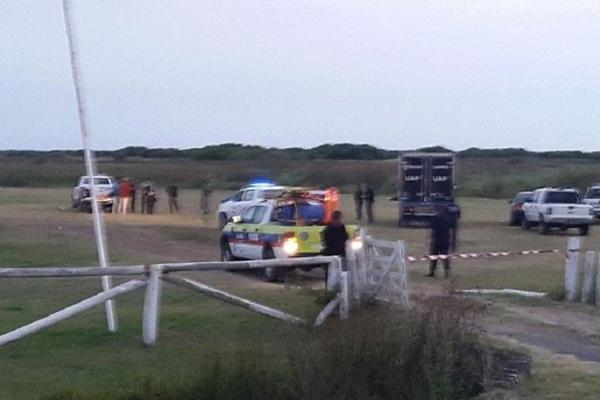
[1,187,600,399]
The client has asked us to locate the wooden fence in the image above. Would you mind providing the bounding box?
[0,257,349,347]
[564,237,600,305]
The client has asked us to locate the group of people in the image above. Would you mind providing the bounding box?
[353,184,375,223]
[111,178,180,215]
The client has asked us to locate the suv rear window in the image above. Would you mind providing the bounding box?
[545,191,580,204]
[82,177,111,185]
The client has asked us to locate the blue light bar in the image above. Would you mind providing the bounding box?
[248,177,275,187]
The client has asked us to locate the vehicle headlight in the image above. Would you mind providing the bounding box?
[350,239,363,251]
[283,237,299,255]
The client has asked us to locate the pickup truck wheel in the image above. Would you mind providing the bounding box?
[539,220,550,235]
[262,247,279,282]
[220,241,235,262]
[579,225,590,236]
[521,217,531,230]
[218,213,228,229]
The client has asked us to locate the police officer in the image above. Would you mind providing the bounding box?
[426,205,458,278]
[364,185,375,224]
[353,185,363,221]
[322,210,349,287]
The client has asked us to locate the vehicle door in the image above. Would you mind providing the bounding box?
[530,191,543,221]
[524,191,537,221]
[225,191,243,219]
[232,189,257,217]
[72,177,83,203]
[231,206,257,258]
[246,205,269,259]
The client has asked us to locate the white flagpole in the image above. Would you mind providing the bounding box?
[62,0,118,332]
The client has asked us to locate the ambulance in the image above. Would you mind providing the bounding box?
[219,188,361,281]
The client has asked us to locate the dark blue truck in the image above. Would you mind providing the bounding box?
[398,152,461,226]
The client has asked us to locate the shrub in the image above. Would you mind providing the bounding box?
[43,299,493,400]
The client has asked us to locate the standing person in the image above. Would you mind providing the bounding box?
[364,185,375,224]
[140,178,152,214]
[129,179,137,213]
[200,182,213,215]
[322,211,349,286]
[166,184,179,214]
[426,205,458,278]
[118,178,133,214]
[111,177,121,214]
[353,185,363,221]
[146,188,157,215]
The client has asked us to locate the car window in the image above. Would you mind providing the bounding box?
[241,207,255,223]
[259,189,284,199]
[81,178,89,185]
[231,191,242,202]
[585,188,600,199]
[242,190,256,201]
[252,206,267,224]
[545,191,580,204]
[515,193,533,202]
[94,178,110,185]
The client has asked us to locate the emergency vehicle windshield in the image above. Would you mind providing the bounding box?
[272,201,325,225]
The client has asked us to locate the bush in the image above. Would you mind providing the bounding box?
[43,299,492,400]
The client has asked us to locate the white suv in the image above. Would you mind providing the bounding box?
[71,175,115,212]
[521,188,594,235]
[217,184,285,228]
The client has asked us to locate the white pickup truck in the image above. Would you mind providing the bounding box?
[521,188,593,235]
[71,175,115,212]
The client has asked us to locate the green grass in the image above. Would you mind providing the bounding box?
[1,187,600,399]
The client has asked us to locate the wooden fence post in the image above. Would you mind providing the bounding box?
[142,266,162,346]
[581,251,596,304]
[565,237,581,302]
[339,269,350,320]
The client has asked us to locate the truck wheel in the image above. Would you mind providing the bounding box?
[538,220,550,235]
[521,217,531,230]
[218,213,228,229]
[262,247,279,282]
[579,225,590,236]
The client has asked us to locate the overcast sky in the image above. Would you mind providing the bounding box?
[2,1,600,151]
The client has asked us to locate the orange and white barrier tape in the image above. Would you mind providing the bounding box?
[407,249,562,262]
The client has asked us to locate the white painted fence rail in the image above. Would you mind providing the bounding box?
[0,256,347,348]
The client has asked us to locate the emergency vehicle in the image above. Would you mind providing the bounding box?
[219,188,361,281]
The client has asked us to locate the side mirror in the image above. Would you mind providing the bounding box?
[231,215,242,223]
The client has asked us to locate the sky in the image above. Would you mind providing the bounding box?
[2,1,600,151]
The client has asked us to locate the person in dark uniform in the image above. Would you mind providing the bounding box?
[322,211,349,286]
[353,185,363,221]
[426,205,458,278]
[166,184,179,214]
[322,210,349,257]
[364,185,375,224]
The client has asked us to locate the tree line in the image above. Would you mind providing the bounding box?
[2,143,600,161]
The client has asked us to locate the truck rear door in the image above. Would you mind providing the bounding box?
[400,156,426,201]
[430,156,454,200]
